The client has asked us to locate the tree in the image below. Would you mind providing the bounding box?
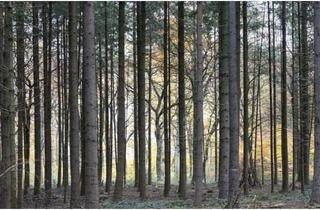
[300,2,310,186]
[178,1,186,199]
[193,2,204,206]
[267,1,274,193]
[280,1,289,193]
[0,2,15,208]
[242,1,249,196]
[32,2,41,196]
[42,2,52,204]
[311,1,320,203]
[16,2,25,207]
[69,2,81,207]
[137,1,146,199]
[83,2,100,208]
[113,1,126,202]
[228,1,240,206]
[218,1,229,200]
[163,1,170,197]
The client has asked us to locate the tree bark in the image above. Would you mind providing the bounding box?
[113,2,126,201]
[83,2,100,208]
[69,2,81,207]
[218,2,229,200]
[312,1,320,203]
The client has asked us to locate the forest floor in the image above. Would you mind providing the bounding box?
[23,183,320,209]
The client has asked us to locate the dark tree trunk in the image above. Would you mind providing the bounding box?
[113,2,126,201]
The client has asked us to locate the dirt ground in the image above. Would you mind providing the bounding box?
[22,183,320,209]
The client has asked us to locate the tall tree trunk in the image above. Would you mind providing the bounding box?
[281,2,289,192]
[83,2,100,208]
[69,2,81,207]
[0,2,14,208]
[228,2,240,206]
[57,16,62,189]
[272,2,278,185]
[311,1,320,203]
[113,2,126,201]
[300,2,310,186]
[105,2,112,193]
[178,1,186,199]
[267,1,274,193]
[218,2,229,200]
[163,2,170,197]
[242,1,249,196]
[291,1,299,191]
[32,2,41,196]
[62,16,69,203]
[133,3,139,189]
[16,2,25,207]
[43,2,52,204]
[148,17,152,186]
[193,2,204,206]
[98,35,103,185]
[137,2,146,199]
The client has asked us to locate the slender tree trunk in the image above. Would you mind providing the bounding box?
[311,1,320,203]
[272,2,278,185]
[133,3,139,189]
[57,16,62,189]
[69,2,81,207]
[178,1,186,199]
[105,2,112,193]
[148,18,152,186]
[32,2,41,196]
[98,34,104,185]
[16,2,25,207]
[242,1,249,196]
[281,2,289,193]
[193,2,204,206]
[218,2,229,200]
[83,2,100,208]
[62,16,69,203]
[300,2,310,186]
[43,2,52,204]
[137,2,146,199]
[267,1,274,193]
[163,2,170,197]
[113,2,126,201]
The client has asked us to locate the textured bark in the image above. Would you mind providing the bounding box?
[113,2,126,201]
[137,2,146,199]
[62,16,69,203]
[133,3,139,189]
[69,2,81,207]
[178,1,186,199]
[0,3,14,208]
[98,35,103,185]
[228,1,240,206]
[300,2,310,186]
[272,2,278,185]
[312,1,320,203]
[43,2,52,204]
[57,16,62,189]
[83,2,100,208]
[281,2,289,192]
[104,2,112,193]
[163,1,170,197]
[148,18,152,186]
[267,1,274,193]
[242,1,249,196]
[218,2,229,200]
[16,3,25,207]
[32,2,41,196]
[193,2,204,206]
